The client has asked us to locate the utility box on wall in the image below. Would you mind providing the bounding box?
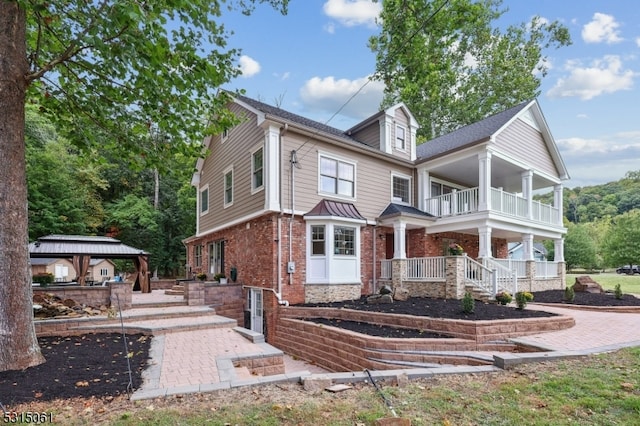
[287,261,295,274]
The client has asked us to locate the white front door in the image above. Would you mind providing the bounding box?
[249,288,263,334]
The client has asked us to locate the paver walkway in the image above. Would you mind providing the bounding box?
[127,291,640,400]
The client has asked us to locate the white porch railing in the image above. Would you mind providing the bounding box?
[492,259,527,278]
[536,261,559,278]
[424,187,560,226]
[406,257,446,280]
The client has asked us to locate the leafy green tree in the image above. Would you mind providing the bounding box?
[369,0,571,140]
[603,211,640,270]
[563,223,597,271]
[26,106,107,240]
[0,0,288,372]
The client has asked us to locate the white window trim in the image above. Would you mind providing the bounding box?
[221,128,229,143]
[199,184,210,215]
[250,145,264,194]
[223,166,234,208]
[395,124,407,151]
[317,151,357,201]
[391,172,412,205]
[305,218,363,285]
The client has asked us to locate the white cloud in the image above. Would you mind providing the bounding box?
[322,0,381,28]
[299,75,385,121]
[636,37,640,47]
[238,55,261,78]
[557,132,640,187]
[582,13,622,44]
[272,71,290,81]
[547,55,635,100]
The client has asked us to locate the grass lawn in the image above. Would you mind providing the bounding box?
[567,272,640,294]
[45,347,638,425]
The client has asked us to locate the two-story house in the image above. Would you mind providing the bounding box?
[184,94,568,337]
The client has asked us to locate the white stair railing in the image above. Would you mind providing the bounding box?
[482,258,518,295]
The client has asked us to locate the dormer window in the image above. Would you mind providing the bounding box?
[395,125,406,150]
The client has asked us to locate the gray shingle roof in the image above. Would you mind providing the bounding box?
[416,101,531,161]
[379,203,435,219]
[234,94,362,144]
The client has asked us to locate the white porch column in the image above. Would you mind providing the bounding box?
[478,151,492,211]
[521,170,533,219]
[264,125,281,211]
[418,170,429,211]
[554,238,565,262]
[478,226,492,258]
[554,184,564,225]
[393,221,407,259]
[522,233,534,261]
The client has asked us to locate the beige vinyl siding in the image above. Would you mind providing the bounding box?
[349,121,380,149]
[198,103,266,233]
[392,109,412,160]
[283,132,414,220]
[494,118,560,179]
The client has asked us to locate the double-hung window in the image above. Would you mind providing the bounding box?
[224,167,233,207]
[200,186,209,214]
[392,174,411,204]
[396,125,406,150]
[194,245,202,268]
[251,147,264,192]
[319,155,355,198]
[311,225,325,255]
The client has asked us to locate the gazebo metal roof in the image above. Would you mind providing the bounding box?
[29,235,149,259]
[29,235,151,292]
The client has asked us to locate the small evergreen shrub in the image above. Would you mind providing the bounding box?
[462,292,475,314]
[564,285,575,303]
[614,283,623,300]
[495,291,512,305]
[196,272,207,281]
[515,291,534,310]
[32,273,54,287]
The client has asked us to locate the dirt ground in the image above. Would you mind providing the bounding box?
[1,290,638,415]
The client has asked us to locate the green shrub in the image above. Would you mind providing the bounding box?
[564,285,575,302]
[614,283,623,300]
[515,291,534,310]
[495,291,512,305]
[462,292,475,314]
[32,272,54,286]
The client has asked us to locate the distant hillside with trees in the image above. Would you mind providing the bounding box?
[536,171,640,271]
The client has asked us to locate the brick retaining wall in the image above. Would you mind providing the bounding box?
[33,282,132,310]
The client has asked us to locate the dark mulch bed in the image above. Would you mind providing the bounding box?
[0,333,150,406]
[533,290,640,306]
[307,318,453,339]
[300,291,640,340]
[300,296,555,320]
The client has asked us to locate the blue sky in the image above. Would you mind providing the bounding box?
[220,0,640,189]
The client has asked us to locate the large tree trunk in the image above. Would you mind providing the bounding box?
[0,2,45,371]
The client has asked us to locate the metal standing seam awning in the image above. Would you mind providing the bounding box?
[28,235,151,293]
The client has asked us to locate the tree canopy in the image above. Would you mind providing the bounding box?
[0,0,288,372]
[369,0,571,140]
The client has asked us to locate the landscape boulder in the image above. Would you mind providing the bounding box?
[573,276,604,294]
[393,287,410,301]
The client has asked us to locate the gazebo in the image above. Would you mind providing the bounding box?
[29,235,151,293]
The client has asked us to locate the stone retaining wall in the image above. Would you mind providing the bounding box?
[33,282,132,310]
